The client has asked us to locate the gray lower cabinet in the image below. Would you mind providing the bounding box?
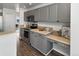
[30,31,36,48]
[36,33,53,54]
[20,29,24,38]
[53,41,70,56]
[30,31,70,56]
[20,28,24,39]
[30,31,53,55]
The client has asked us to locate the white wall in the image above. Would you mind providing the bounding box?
[3,8,16,32]
[0,9,2,12]
[0,9,3,31]
[19,8,25,25]
[0,16,2,31]
[16,12,20,24]
[71,3,79,56]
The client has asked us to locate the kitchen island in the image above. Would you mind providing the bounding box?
[0,31,17,56]
[0,31,16,35]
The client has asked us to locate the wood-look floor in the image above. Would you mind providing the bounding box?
[17,39,63,56]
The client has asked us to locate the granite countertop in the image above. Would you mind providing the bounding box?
[46,35,70,45]
[20,24,30,29]
[31,29,50,35]
[31,29,70,45]
[0,31,16,36]
[20,25,70,45]
[20,26,27,29]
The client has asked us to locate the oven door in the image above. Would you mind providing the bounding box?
[24,30,29,38]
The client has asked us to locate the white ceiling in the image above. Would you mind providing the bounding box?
[0,3,16,9]
[19,3,43,9]
[0,3,43,10]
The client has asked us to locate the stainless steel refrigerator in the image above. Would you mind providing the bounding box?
[0,16,3,32]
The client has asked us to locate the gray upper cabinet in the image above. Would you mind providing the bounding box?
[48,3,70,22]
[27,10,35,16]
[24,11,30,21]
[39,6,49,22]
[24,9,40,21]
[25,11,31,16]
[48,4,57,22]
[24,10,35,21]
[30,31,38,49]
[24,3,70,22]
[34,9,40,21]
[57,3,70,22]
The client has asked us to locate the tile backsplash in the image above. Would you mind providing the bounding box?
[38,22,70,31]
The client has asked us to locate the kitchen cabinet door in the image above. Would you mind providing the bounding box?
[40,36,53,54]
[48,4,57,22]
[34,9,40,21]
[24,9,40,21]
[24,11,30,21]
[57,3,70,22]
[35,33,43,51]
[25,10,35,17]
[30,31,41,49]
[30,31,53,55]
[39,6,49,22]
[24,10,35,21]
[24,12,26,21]
[20,28,24,39]
[30,31,37,48]
[25,11,30,17]
[29,10,35,15]
[27,11,33,16]
[34,33,53,54]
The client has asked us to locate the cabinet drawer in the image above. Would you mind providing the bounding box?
[53,41,70,56]
[54,41,69,48]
